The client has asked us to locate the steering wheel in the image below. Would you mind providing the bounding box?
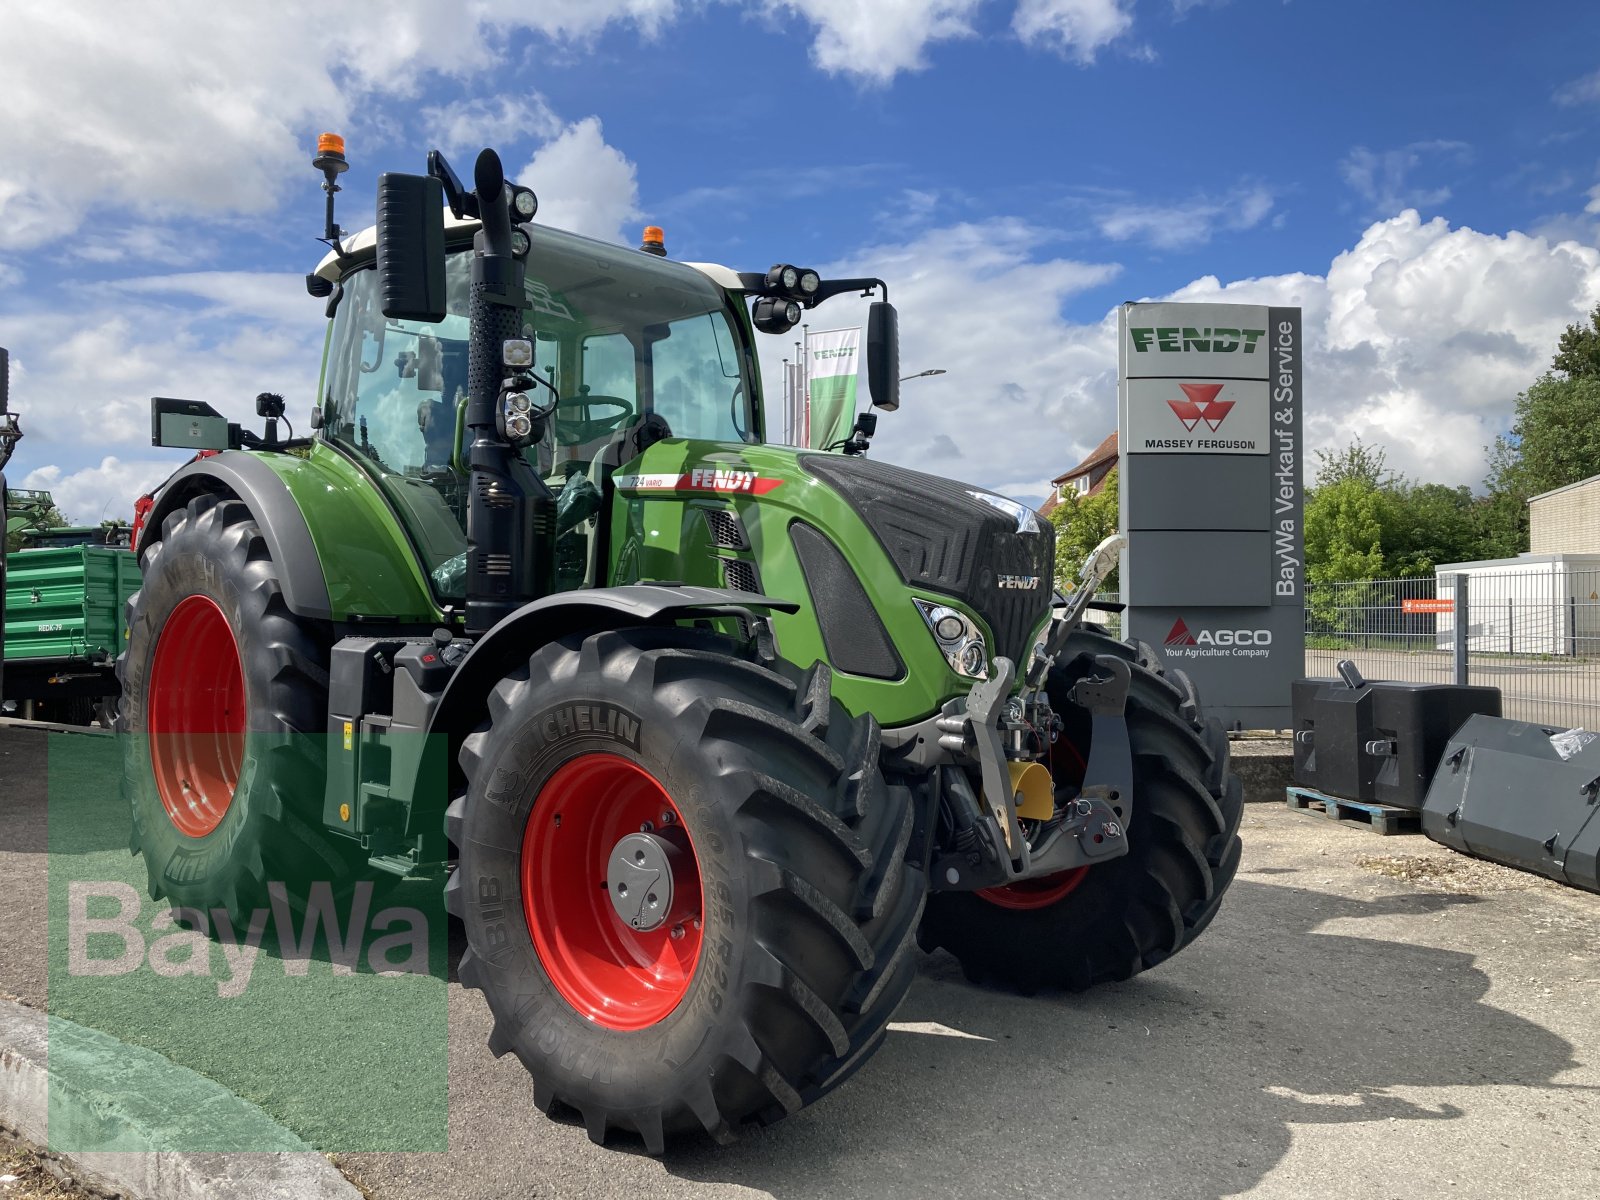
[554,395,634,446]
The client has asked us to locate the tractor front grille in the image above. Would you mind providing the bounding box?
[800,453,1054,668]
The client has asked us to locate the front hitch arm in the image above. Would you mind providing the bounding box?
[932,652,1134,891]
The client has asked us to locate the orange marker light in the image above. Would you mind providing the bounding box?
[642,226,664,243]
[317,132,345,156]
[640,225,667,256]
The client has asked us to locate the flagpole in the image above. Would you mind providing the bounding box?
[801,323,811,449]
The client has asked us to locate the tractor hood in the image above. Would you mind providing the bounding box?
[797,453,1054,670]
[607,439,1054,726]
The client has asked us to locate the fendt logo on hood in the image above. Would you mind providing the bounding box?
[1165,617,1273,657]
[1167,383,1235,433]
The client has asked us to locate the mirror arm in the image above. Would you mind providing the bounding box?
[807,277,886,306]
[734,274,887,306]
[427,149,479,220]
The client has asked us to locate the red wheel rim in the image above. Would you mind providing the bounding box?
[977,734,1091,910]
[976,868,1089,910]
[522,754,703,1031]
[146,595,245,838]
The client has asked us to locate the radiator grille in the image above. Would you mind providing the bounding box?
[703,508,748,550]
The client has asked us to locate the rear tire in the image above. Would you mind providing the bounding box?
[920,626,1243,991]
[117,494,364,918]
[447,626,924,1151]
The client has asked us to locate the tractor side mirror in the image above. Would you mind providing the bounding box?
[866,301,900,412]
[376,173,447,323]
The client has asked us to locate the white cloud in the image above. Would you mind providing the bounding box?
[1340,141,1472,214]
[1012,0,1135,63]
[1587,183,1600,216]
[516,119,641,244]
[0,2,682,250]
[762,218,1123,496]
[769,209,1600,509]
[421,97,561,159]
[1095,184,1276,250]
[1553,67,1600,107]
[771,0,983,84]
[20,457,177,526]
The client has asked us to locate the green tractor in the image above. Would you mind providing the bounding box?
[119,137,1242,1150]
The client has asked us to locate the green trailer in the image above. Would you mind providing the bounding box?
[2,542,138,723]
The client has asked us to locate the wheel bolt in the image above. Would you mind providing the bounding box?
[640,820,654,833]
[670,924,685,940]
[659,811,674,825]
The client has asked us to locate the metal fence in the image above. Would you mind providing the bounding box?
[1305,568,1600,730]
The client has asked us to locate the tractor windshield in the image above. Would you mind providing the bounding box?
[320,224,760,597]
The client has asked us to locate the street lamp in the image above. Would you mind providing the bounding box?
[900,368,946,382]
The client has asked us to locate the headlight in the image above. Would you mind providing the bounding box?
[511,188,538,218]
[752,296,802,335]
[915,599,988,680]
[504,412,533,441]
[781,266,799,290]
[798,269,819,295]
[505,391,532,415]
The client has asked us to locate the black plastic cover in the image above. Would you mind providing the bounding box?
[1422,714,1600,894]
[791,521,904,680]
[376,173,447,323]
[1292,677,1501,809]
[800,453,1053,668]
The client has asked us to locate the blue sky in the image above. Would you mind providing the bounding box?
[3,0,1600,521]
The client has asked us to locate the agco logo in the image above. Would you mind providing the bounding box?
[1167,383,1234,433]
[1165,617,1272,648]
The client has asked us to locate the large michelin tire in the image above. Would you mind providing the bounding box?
[117,494,364,917]
[920,625,1243,991]
[446,626,924,1151]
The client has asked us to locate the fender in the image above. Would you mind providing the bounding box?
[427,583,799,778]
[139,451,333,619]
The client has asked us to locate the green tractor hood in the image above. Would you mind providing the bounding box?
[608,439,1055,726]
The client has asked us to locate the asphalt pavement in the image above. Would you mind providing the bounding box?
[2,726,1596,1200]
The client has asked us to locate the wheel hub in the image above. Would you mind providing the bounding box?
[522,754,705,1030]
[606,831,694,932]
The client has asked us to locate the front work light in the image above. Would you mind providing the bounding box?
[753,296,803,334]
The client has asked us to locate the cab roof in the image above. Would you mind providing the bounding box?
[314,218,744,293]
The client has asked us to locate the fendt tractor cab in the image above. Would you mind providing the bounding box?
[121,137,1241,1149]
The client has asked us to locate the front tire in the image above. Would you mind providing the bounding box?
[117,494,364,917]
[920,627,1243,991]
[447,626,924,1151]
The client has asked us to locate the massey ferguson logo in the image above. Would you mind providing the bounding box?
[1165,617,1272,655]
[1167,383,1234,433]
[997,574,1040,590]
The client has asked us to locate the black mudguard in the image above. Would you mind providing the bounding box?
[427,584,798,778]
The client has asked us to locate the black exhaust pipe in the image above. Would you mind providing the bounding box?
[461,151,556,638]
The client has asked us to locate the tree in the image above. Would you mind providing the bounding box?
[1384,482,1480,574]
[1553,302,1600,380]
[1048,468,1119,594]
[1484,374,1600,541]
[4,496,66,553]
[1312,438,1399,490]
[1304,478,1386,585]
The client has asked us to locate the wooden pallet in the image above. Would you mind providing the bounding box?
[1284,786,1421,836]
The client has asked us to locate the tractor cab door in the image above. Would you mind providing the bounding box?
[319,226,758,605]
